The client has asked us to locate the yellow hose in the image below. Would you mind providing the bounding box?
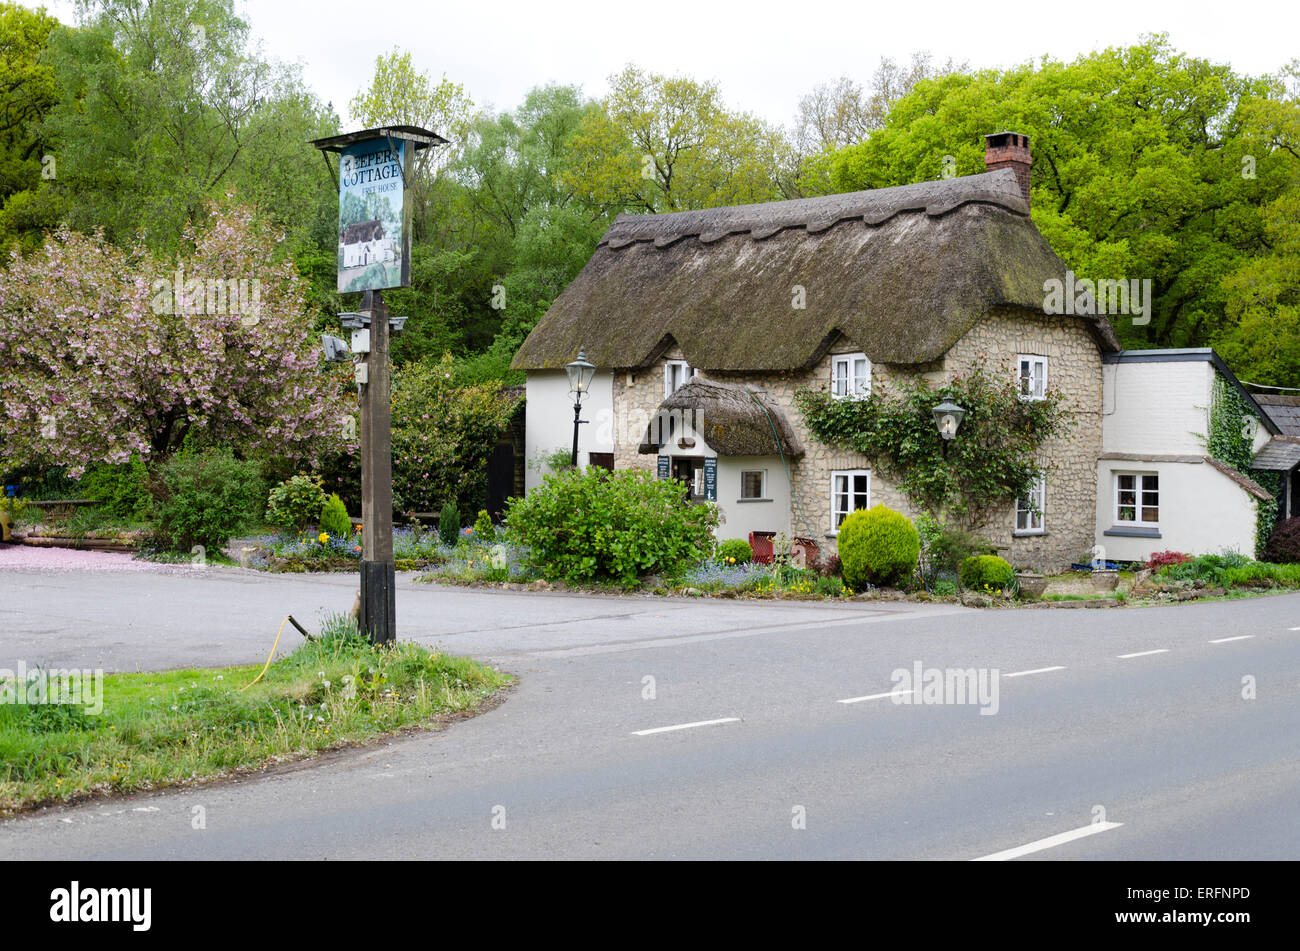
[240,616,288,692]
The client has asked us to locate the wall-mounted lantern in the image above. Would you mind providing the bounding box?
[932,400,966,442]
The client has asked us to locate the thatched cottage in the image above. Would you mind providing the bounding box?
[511,133,1277,572]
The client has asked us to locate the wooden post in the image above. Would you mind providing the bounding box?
[359,288,395,645]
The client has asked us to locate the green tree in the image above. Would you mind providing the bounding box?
[0,2,60,255]
[813,36,1284,354]
[560,65,792,214]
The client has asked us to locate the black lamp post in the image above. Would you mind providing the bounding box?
[566,348,596,468]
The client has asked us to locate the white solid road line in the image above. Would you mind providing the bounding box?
[1003,666,1066,678]
[838,689,914,704]
[1209,635,1255,644]
[972,821,1124,861]
[631,717,740,736]
[1117,649,1170,659]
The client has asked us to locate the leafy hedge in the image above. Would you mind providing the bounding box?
[837,504,919,590]
[506,468,718,585]
[716,538,753,564]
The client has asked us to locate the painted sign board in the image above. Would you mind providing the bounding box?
[337,139,411,292]
[704,457,717,502]
[657,455,670,480]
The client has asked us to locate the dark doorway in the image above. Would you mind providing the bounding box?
[486,441,515,520]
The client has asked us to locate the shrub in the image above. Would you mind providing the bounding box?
[1145,550,1191,570]
[716,538,753,565]
[266,474,327,531]
[79,457,152,520]
[1263,517,1300,564]
[837,504,920,591]
[815,553,843,578]
[916,512,996,579]
[319,494,352,537]
[1157,551,1251,584]
[438,502,460,546]
[505,467,719,585]
[959,554,1017,593]
[473,509,496,542]
[152,449,264,553]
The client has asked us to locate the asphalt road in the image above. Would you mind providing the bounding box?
[2,555,1298,860]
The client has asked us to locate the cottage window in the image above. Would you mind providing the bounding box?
[1115,472,1159,526]
[665,361,694,396]
[832,353,871,399]
[830,470,871,531]
[1018,355,1048,401]
[740,470,766,500]
[1015,475,1046,534]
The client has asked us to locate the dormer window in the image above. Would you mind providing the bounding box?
[1018,355,1048,401]
[665,360,694,396]
[832,353,870,399]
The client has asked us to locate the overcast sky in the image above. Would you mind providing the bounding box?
[22,0,1300,130]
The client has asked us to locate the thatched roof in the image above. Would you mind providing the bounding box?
[636,379,803,457]
[513,169,1121,371]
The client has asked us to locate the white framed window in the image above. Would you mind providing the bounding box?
[830,469,871,532]
[832,352,871,399]
[1115,472,1159,526]
[740,470,766,500]
[665,360,694,396]
[1015,475,1046,534]
[1018,355,1048,401]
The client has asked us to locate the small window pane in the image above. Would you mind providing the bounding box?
[741,471,764,499]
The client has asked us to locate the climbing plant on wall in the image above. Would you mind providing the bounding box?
[1209,374,1277,557]
[794,364,1071,528]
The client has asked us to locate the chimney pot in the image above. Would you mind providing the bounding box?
[984,131,1032,209]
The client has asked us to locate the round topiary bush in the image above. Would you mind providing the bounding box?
[266,474,327,531]
[837,504,920,591]
[716,538,753,564]
[959,554,1017,593]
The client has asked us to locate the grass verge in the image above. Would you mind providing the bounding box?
[0,615,512,817]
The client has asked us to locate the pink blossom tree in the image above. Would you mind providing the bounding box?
[0,199,355,475]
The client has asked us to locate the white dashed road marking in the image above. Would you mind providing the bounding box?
[972,821,1124,861]
[631,718,740,736]
[1117,649,1170,659]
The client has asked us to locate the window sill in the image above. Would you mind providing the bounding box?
[735,498,773,503]
[1104,526,1161,538]
[1013,530,1047,537]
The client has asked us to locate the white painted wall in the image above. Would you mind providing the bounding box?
[1102,360,1215,456]
[1095,458,1259,562]
[523,370,614,492]
[716,456,791,542]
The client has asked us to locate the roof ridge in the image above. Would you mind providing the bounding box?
[600,170,1028,249]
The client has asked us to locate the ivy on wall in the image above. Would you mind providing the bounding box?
[794,364,1071,528]
[1208,374,1275,558]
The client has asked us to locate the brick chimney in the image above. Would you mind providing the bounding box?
[984,131,1032,208]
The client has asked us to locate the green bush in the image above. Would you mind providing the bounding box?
[916,512,996,578]
[505,467,719,585]
[837,504,920,590]
[959,554,1017,593]
[79,457,152,520]
[473,509,496,542]
[153,449,264,554]
[439,502,460,546]
[716,538,753,564]
[266,474,327,531]
[319,494,352,537]
[1156,551,1251,584]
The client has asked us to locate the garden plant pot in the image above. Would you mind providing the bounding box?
[1015,571,1047,599]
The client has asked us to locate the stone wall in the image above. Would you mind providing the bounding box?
[609,310,1103,573]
